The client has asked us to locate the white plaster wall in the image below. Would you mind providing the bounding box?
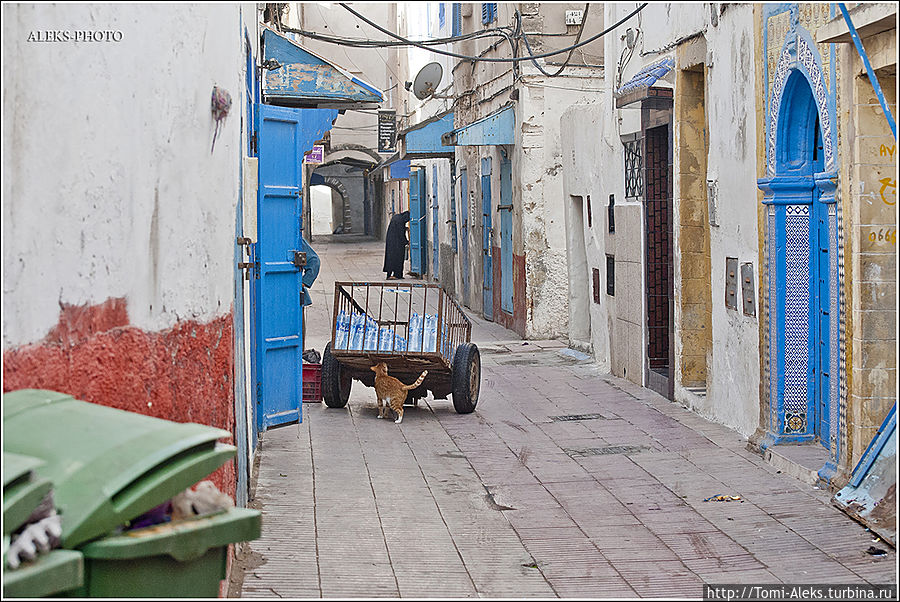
[691,3,761,437]
[2,4,245,349]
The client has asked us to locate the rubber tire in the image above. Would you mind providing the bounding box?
[451,343,480,414]
[322,342,351,408]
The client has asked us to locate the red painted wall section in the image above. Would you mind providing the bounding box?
[491,248,526,337]
[3,297,236,498]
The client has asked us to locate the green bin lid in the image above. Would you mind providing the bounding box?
[80,507,261,562]
[2,390,235,549]
[2,548,84,598]
[3,452,53,535]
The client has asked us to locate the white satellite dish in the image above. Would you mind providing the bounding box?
[412,62,443,100]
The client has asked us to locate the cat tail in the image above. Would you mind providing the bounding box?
[404,370,428,391]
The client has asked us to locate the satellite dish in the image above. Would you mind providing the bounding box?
[412,62,443,100]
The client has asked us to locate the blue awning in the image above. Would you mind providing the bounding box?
[401,111,455,158]
[615,57,674,108]
[387,159,411,180]
[262,26,383,109]
[442,103,515,146]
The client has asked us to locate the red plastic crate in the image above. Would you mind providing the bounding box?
[302,363,322,403]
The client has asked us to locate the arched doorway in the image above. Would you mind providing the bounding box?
[758,33,840,480]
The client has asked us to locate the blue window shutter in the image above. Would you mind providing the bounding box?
[482,3,496,24]
[452,3,461,36]
[439,3,445,29]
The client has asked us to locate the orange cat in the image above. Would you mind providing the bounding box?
[370,362,427,424]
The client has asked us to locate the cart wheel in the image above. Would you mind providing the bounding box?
[451,343,480,414]
[322,343,351,408]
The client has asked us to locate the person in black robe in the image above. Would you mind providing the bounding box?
[383,210,410,279]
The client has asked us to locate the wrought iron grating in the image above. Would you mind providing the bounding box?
[564,445,650,457]
[624,138,643,199]
[550,413,606,422]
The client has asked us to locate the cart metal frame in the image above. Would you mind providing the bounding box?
[322,281,479,411]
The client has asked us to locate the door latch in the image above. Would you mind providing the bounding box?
[292,250,307,268]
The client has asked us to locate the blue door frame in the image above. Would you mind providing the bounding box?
[499,156,513,315]
[254,104,336,432]
[481,157,493,321]
[459,168,470,303]
[432,164,439,280]
[758,50,839,480]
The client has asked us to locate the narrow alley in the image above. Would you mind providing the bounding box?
[232,239,894,599]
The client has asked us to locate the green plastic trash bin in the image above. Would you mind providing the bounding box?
[3,452,52,536]
[3,451,85,598]
[69,508,259,597]
[3,389,261,597]
[3,547,84,598]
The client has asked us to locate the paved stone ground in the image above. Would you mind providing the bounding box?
[234,239,895,598]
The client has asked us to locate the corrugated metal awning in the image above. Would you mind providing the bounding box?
[615,57,675,108]
[262,26,383,109]
[442,103,515,147]
[400,111,455,159]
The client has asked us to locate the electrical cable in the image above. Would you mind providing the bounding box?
[519,4,590,77]
[338,2,647,64]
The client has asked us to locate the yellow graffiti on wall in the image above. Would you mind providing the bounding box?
[880,144,896,158]
[879,177,896,206]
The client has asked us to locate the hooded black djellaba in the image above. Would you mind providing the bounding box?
[383,210,410,278]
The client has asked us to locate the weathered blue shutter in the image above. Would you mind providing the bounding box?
[481,3,497,24]
[481,157,493,320]
[409,170,422,275]
[452,4,462,36]
[499,157,513,314]
[439,3,445,29]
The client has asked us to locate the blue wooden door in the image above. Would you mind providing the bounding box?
[499,157,513,314]
[254,105,336,431]
[432,165,440,280]
[460,168,470,303]
[256,104,304,430]
[481,157,493,320]
[409,169,423,275]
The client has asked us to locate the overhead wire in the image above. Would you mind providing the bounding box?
[337,2,648,64]
[519,4,591,77]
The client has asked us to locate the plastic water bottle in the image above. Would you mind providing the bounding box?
[349,313,365,350]
[335,310,350,350]
[423,313,438,352]
[379,326,394,352]
[364,317,379,351]
[408,313,422,352]
[394,334,407,352]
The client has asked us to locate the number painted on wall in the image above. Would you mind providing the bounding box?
[868,228,897,245]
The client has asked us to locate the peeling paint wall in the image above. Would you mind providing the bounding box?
[685,4,761,437]
[2,4,243,348]
[2,4,247,498]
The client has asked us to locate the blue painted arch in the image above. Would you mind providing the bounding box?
[758,29,841,481]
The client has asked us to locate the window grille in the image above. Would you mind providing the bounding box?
[624,139,643,199]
